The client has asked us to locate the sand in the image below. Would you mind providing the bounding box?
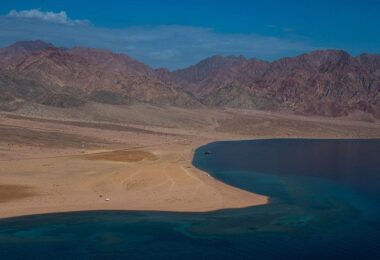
[0,145,267,219]
[0,105,379,219]
[0,185,37,203]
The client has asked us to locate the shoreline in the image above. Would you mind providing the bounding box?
[3,137,379,220]
[0,141,269,220]
[1,107,380,220]
[0,202,268,221]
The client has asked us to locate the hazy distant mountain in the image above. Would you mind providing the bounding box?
[0,41,379,118]
[173,55,269,97]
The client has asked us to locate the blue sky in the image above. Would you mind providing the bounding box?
[0,0,379,69]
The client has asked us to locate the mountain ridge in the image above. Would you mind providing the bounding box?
[0,40,379,118]
[0,41,199,110]
[175,49,380,117]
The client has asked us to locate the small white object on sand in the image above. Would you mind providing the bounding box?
[105,198,110,202]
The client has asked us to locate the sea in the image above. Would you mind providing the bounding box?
[0,139,379,259]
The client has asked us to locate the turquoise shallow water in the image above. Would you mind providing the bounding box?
[0,139,379,259]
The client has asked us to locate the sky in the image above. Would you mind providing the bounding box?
[0,0,379,69]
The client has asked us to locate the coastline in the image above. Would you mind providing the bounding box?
[0,141,268,220]
[1,107,380,219]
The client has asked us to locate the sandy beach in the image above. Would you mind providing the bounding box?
[1,104,380,219]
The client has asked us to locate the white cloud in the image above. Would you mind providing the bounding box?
[7,9,89,26]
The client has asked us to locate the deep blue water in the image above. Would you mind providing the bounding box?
[0,139,379,259]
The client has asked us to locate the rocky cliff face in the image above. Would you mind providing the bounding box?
[0,41,198,109]
[175,50,380,117]
[1,41,379,118]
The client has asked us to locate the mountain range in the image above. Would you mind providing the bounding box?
[1,40,379,118]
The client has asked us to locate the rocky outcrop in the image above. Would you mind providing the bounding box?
[1,41,379,118]
[0,41,198,108]
[175,50,380,117]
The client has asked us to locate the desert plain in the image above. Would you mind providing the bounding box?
[1,103,380,219]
